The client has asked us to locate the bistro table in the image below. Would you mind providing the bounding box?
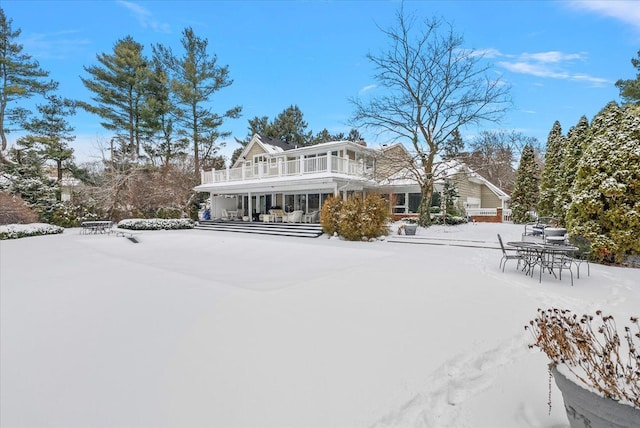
[80,220,113,234]
[506,241,578,285]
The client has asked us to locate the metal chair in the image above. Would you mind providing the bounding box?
[497,234,523,272]
[568,235,591,278]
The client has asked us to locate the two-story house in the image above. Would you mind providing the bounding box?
[194,134,510,222]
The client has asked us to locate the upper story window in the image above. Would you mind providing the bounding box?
[253,154,268,164]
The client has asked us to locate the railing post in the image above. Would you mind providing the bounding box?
[242,164,246,180]
[278,159,283,176]
[226,166,230,182]
[200,170,205,184]
[300,156,304,174]
[327,151,332,173]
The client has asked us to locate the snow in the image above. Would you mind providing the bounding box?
[1,222,638,428]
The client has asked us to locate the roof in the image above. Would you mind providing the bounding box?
[378,158,510,200]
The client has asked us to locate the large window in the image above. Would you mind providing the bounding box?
[408,193,421,213]
[308,194,320,211]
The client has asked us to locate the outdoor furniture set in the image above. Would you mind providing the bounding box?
[267,209,318,223]
[499,223,591,286]
[80,220,113,234]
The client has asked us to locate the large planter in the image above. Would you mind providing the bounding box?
[551,367,640,428]
[403,224,417,235]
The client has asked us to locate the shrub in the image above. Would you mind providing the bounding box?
[320,196,343,236]
[324,194,390,241]
[117,218,195,230]
[0,192,38,225]
[526,308,639,408]
[0,223,64,240]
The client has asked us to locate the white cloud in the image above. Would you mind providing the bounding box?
[358,84,377,96]
[519,51,585,63]
[566,0,640,32]
[495,50,610,87]
[117,1,171,33]
[21,30,91,60]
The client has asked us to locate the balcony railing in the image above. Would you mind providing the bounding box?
[201,155,373,185]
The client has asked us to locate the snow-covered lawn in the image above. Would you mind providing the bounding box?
[1,223,638,427]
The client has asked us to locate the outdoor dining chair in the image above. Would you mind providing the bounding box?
[497,234,523,272]
[568,235,591,278]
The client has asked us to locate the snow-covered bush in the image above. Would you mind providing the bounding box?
[0,223,64,240]
[566,103,640,263]
[117,218,195,230]
[333,194,390,241]
[320,196,343,236]
[526,308,639,408]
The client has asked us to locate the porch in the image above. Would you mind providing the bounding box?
[200,154,374,185]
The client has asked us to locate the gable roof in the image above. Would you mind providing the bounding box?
[378,157,509,200]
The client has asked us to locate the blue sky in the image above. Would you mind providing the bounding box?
[2,0,639,163]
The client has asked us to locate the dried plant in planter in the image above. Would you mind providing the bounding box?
[526,308,640,408]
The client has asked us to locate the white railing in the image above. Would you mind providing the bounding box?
[466,208,497,217]
[201,155,373,184]
[502,208,512,223]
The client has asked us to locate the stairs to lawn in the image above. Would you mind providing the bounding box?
[196,220,324,238]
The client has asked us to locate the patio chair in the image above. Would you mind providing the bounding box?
[497,234,523,272]
[269,209,286,222]
[568,235,591,278]
[284,210,303,223]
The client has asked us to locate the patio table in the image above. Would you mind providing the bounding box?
[507,241,578,284]
[81,221,113,234]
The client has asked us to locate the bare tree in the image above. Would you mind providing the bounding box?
[462,130,539,194]
[351,8,511,225]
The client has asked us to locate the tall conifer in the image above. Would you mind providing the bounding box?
[510,144,540,223]
[566,102,640,263]
[537,121,564,218]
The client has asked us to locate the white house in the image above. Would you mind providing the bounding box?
[194,134,510,222]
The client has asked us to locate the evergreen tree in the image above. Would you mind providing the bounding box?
[153,27,241,176]
[79,36,151,160]
[0,8,57,163]
[269,105,312,146]
[566,102,640,263]
[442,128,464,160]
[615,49,640,105]
[537,121,564,218]
[555,116,589,224]
[347,128,363,142]
[18,94,76,200]
[140,59,187,169]
[510,144,540,223]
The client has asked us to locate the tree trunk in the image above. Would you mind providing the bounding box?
[418,181,434,227]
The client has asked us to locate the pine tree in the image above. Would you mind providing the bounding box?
[153,27,241,176]
[79,36,151,161]
[566,102,640,263]
[510,144,540,223]
[615,49,640,105]
[0,8,57,163]
[555,116,589,224]
[18,95,76,200]
[537,121,564,218]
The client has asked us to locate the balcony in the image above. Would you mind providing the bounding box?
[201,155,374,185]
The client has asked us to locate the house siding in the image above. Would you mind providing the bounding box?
[246,143,267,160]
[481,186,501,208]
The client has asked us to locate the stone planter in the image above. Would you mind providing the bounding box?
[403,224,417,235]
[551,366,640,428]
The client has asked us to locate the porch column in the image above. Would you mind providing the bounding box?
[248,192,253,222]
[299,156,305,174]
[326,151,332,173]
[242,164,246,180]
[333,183,339,197]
